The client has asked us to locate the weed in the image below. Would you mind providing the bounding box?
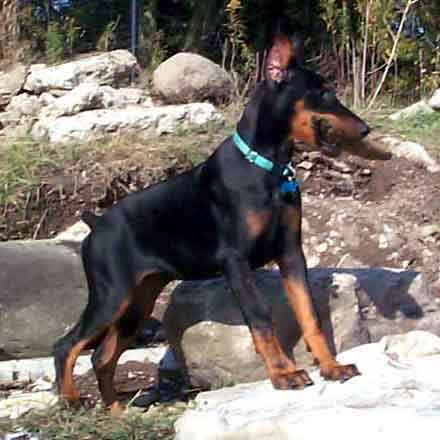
[0,403,186,440]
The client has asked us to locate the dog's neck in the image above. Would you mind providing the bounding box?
[236,82,293,164]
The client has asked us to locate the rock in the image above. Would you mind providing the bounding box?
[153,53,233,104]
[316,242,328,253]
[40,84,153,119]
[2,118,35,138]
[389,101,435,121]
[39,92,57,106]
[39,82,104,119]
[0,391,58,419]
[0,347,167,383]
[33,103,224,144]
[380,137,440,173]
[0,240,87,360]
[99,86,153,108]
[0,64,28,109]
[174,331,440,440]
[24,50,138,94]
[163,268,439,388]
[418,224,440,239]
[428,89,440,110]
[6,93,42,117]
[54,220,91,243]
[297,160,314,170]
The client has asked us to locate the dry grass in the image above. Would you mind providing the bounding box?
[0,402,188,440]
[0,110,236,208]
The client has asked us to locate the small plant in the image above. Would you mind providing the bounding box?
[96,16,120,52]
[65,16,83,56]
[45,22,65,64]
[224,0,256,102]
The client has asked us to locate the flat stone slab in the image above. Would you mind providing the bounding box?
[175,331,440,440]
[32,103,224,144]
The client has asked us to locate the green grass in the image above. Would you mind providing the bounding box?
[0,403,187,440]
[368,110,440,158]
[0,111,235,208]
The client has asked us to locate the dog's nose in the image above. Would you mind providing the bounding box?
[360,123,370,138]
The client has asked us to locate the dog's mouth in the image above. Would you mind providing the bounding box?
[311,116,342,157]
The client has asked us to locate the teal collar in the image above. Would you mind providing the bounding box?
[232,131,298,195]
[233,131,297,182]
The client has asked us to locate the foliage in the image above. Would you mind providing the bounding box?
[7,0,440,105]
[45,21,65,63]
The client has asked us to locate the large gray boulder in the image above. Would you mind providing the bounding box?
[24,50,139,94]
[0,240,87,360]
[175,331,440,440]
[0,64,27,109]
[163,268,440,388]
[153,53,233,104]
[32,103,224,144]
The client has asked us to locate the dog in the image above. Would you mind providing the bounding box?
[54,31,369,413]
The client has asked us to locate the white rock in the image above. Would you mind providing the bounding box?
[175,331,440,440]
[389,101,435,121]
[6,93,43,117]
[99,86,153,108]
[33,103,224,144]
[24,50,138,94]
[0,347,166,383]
[40,82,103,118]
[316,242,328,253]
[380,137,440,173]
[0,64,28,108]
[428,89,440,110]
[54,220,91,243]
[40,84,153,119]
[380,331,440,359]
[0,391,58,419]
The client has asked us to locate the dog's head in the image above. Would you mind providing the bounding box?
[265,33,370,157]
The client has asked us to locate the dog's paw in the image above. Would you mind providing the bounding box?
[320,363,360,383]
[271,369,314,390]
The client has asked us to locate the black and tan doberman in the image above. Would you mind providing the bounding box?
[54,32,369,413]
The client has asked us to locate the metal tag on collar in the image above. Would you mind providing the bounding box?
[285,163,296,181]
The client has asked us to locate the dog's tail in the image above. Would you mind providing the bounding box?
[81,210,99,230]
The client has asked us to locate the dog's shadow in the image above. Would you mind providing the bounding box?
[163,267,430,383]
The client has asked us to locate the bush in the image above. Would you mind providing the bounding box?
[46,22,65,64]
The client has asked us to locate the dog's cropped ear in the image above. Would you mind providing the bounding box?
[266,33,303,83]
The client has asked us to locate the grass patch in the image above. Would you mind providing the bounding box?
[0,111,235,208]
[0,403,187,440]
[368,110,440,158]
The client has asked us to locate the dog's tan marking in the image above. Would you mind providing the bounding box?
[245,209,271,239]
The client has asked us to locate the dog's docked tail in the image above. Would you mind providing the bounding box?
[81,210,99,230]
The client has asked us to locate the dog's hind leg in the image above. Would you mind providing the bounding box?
[53,285,131,406]
[91,272,169,413]
[54,237,133,406]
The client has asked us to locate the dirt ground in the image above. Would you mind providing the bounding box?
[1,134,438,285]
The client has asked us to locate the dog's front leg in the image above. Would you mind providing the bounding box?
[222,251,313,389]
[277,247,360,382]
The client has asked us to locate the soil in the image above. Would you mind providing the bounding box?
[1,138,439,285]
[75,360,158,408]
